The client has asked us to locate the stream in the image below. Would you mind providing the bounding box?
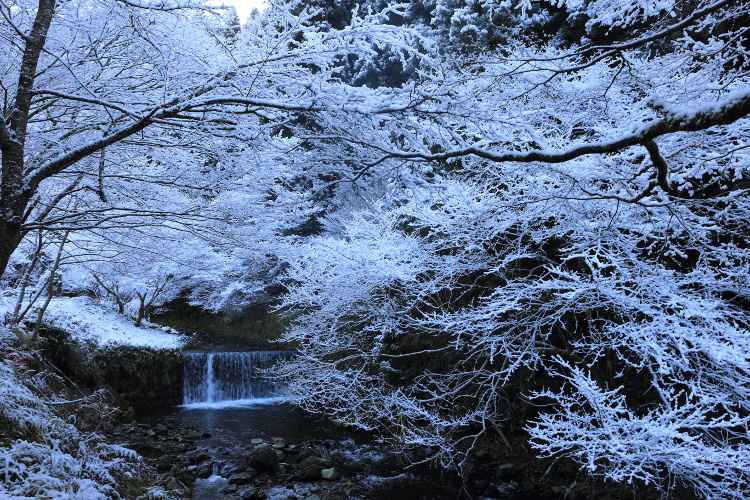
[138,349,481,500]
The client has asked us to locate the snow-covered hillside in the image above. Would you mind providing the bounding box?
[1,296,185,349]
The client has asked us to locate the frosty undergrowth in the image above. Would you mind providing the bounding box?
[0,342,170,499]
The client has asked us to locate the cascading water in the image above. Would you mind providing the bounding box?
[183,350,294,405]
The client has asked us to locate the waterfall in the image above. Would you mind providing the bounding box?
[183,350,294,405]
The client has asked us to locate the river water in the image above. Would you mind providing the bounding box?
[140,350,471,499]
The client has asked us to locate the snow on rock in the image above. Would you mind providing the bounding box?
[40,296,185,349]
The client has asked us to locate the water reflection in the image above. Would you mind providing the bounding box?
[143,401,339,445]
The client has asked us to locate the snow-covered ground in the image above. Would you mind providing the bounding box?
[2,296,186,349]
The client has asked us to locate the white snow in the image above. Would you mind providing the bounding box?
[19,296,186,349]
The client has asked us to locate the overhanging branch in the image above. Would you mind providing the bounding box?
[365,89,750,169]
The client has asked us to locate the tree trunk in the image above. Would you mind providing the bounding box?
[0,0,57,280]
[9,230,43,325]
[31,230,69,343]
[0,219,24,280]
[135,293,146,327]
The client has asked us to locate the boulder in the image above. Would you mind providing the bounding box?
[129,437,155,455]
[291,456,332,481]
[321,467,340,480]
[296,446,321,463]
[249,443,279,470]
[221,459,250,477]
[241,487,267,500]
[228,470,259,485]
[184,451,211,465]
[176,469,195,486]
[191,461,214,479]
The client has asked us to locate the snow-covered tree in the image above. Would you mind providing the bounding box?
[277,0,750,498]
[4,0,750,495]
[0,0,433,280]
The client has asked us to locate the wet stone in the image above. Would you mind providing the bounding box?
[296,447,321,463]
[176,469,196,486]
[241,488,267,500]
[249,444,279,470]
[175,442,192,453]
[321,468,340,480]
[229,470,259,485]
[186,429,202,441]
[129,438,156,455]
[220,483,239,493]
[222,459,250,477]
[185,451,211,465]
[191,461,214,479]
[153,424,169,436]
[291,456,333,481]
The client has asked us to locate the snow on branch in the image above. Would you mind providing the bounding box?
[528,361,750,499]
[368,89,750,169]
[114,0,225,12]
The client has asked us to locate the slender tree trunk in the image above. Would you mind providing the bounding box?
[9,230,44,325]
[31,230,69,343]
[91,273,127,315]
[135,292,146,327]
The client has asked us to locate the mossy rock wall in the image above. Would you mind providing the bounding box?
[39,327,183,409]
[94,345,183,409]
[152,298,286,341]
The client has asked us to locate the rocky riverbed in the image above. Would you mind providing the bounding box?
[111,419,468,500]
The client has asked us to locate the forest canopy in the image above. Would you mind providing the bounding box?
[1,0,750,498]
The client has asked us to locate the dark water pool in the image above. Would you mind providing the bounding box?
[142,400,336,445]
